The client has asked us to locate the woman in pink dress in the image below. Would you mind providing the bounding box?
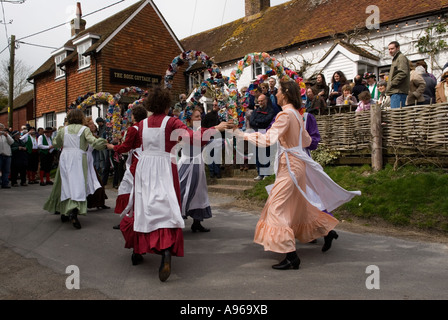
[109,87,229,282]
[234,80,360,270]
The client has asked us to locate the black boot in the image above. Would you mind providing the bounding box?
[131,252,143,265]
[191,219,210,233]
[322,230,339,252]
[159,249,171,282]
[272,251,300,270]
[69,209,81,229]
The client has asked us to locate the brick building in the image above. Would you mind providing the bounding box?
[0,90,34,131]
[27,0,185,129]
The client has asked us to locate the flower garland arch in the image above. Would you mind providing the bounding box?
[164,50,229,127]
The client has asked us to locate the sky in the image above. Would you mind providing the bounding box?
[0,0,289,73]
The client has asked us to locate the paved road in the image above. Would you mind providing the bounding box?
[1,183,447,301]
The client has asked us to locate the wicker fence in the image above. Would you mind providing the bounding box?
[314,103,448,167]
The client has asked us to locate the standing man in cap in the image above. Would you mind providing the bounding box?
[364,73,380,102]
[38,127,55,186]
[10,130,28,187]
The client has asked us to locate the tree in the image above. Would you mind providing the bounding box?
[416,20,448,72]
[0,58,33,100]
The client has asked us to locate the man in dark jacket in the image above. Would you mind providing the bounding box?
[249,94,275,180]
[386,41,410,108]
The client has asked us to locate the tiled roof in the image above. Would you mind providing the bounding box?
[28,0,145,79]
[319,40,381,63]
[181,0,448,64]
[0,89,33,114]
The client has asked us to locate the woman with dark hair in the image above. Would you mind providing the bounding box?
[113,86,229,282]
[312,73,329,102]
[329,71,348,106]
[109,105,148,218]
[43,108,107,229]
[233,81,360,270]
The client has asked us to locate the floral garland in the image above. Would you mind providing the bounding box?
[165,50,228,127]
[117,86,148,127]
[228,53,307,128]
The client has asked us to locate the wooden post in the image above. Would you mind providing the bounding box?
[8,35,15,129]
[370,103,383,171]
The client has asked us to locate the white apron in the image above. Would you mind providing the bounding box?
[132,116,185,233]
[266,109,361,212]
[177,127,210,216]
[60,126,88,202]
[118,125,141,197]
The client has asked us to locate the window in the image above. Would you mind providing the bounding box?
[54,53,67,79]
[77,41,91,70]
[188,72,204,92]
[252,62,264,79]
[83,106,92,117]
[45,112,56,128]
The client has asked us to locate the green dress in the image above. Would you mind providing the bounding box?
[43,124,107,216]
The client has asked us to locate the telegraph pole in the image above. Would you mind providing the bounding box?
[8,35,15,129]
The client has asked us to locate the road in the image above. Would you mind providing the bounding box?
[0,183,447,301]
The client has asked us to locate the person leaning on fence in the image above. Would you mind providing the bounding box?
[386,41,410,108]
[336,84,358,106]
[406,63,426,106]
[356,91,373,113]
[377,80,391,109]
[435,67,448,104]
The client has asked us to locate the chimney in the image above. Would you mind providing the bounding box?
[245,0,270,21]
[71,2,86,37]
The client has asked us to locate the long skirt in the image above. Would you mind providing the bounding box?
[120,216,184,257]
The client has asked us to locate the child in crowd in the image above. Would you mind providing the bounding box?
[356,91,373,113]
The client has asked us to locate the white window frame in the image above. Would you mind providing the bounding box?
[188,72,204,92]
[77,41,91,70]
[252,62,265,80]
[54,53,67,79]
[44,112,56,128]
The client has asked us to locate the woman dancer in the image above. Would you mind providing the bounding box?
[85,117,109,210]
[110,106,147,217]
[43,109,107,229]
[233,80,360,270]
[178,107,212,232]
[110,87,229,282]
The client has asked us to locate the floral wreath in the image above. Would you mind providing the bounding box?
[165,50,228,127]
[72,87,146,141]
[229,53,307,128]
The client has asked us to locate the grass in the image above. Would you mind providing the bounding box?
[240,164,448,233]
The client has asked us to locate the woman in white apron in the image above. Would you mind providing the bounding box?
[43,109,107,229]
[118,87,229,282]
[106,106,147,232]
[233,81,360,270]
[177,108,212,232]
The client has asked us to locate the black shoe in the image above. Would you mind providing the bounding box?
[322,230,339,252]
[191,221,210,233]
[159,250,171,282]
[60,214,69,222]
[1,185,11,189]
[46,181,53,185]
[113,224,120,230]
[98,205,110,209]
[69,209,81,229]
[131,252,143,265]
[272,257,300,270]
[40,182,46,186]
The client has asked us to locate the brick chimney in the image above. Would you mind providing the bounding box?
[245,0,270,21]
[71,2,86,37]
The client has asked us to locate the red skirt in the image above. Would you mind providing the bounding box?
[114,194,130,214]
[119,216,184,257]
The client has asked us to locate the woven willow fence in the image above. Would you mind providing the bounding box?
[314,103,448,167]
